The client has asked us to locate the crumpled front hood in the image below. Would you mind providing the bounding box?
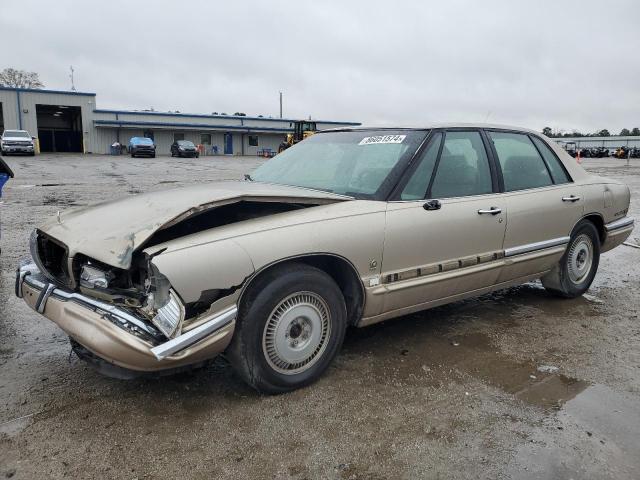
[38,181,350,269]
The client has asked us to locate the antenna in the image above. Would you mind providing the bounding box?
[70,66,76,91]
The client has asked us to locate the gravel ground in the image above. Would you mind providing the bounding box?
[0,154,638,479]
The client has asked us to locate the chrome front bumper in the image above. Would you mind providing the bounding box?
[16,262,237,371]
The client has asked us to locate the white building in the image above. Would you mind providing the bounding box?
[554,135,640,150]
[0,86,360,155]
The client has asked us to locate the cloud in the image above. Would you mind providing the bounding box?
[4,0,639,133]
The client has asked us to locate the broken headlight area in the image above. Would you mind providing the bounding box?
[74,253,186,340]
[74,256,146,307]
[148,290,185,338]
[139,256,186,339]
[80,264,114,289]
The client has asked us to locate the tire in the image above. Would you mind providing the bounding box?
[130,153,135,158]
[151,153,156,158]
[541,220,600,298]
[226,263,347,394]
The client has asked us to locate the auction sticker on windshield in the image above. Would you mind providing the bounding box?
[358,135,406,146]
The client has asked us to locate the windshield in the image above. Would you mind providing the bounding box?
[4,130,30,138]
[177,140,195,147]
[251,130,427,199]
[131,137,153,145]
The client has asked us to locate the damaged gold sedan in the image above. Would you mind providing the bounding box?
[16,125,634,393]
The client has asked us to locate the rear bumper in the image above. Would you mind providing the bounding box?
[602,217,635,253]
[16,263,236,372]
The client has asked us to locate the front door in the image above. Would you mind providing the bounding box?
[224,133,233,155]
[381,130,507,314]
[485,130,584,282]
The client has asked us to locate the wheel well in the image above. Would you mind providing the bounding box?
[241,255,365,326]
[583,214,605,244]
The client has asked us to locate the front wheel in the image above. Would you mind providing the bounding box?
[541,220,600,298]
[226,263,347,394]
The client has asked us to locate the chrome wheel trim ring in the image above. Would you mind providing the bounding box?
[262,291,332,375]
[567,234,594,284]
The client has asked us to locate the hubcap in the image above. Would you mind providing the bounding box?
[567,234,594,284]
[262,292,331,375]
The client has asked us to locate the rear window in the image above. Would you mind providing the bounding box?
[131,137,153,145]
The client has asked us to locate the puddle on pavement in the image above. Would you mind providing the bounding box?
[508,383,640,478]
[343,284,597,409]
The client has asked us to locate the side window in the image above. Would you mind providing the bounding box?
[489,132,553,191]
[531,136,571,184]
[430,131,492,198]
[400,133,442,200]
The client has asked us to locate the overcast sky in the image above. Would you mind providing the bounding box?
[3,0,639,133]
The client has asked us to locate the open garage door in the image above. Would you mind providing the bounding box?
[36,104,83,152]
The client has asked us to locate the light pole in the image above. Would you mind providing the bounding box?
[279,91,283,119]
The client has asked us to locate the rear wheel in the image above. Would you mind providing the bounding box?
[226,263,347,394]
[541,220,600,298]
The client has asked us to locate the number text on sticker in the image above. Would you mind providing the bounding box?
[358,135,406,146]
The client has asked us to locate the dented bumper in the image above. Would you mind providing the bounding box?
[16,263,237,372]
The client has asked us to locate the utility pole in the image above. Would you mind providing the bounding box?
[70,66,76,91]
[279,91,283,119]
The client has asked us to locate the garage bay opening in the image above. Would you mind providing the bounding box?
[36,104,83,152]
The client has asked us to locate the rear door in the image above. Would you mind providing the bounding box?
[485,130,583,283]
[381,129,507,314]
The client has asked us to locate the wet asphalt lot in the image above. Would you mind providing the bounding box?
[0,153,639,479]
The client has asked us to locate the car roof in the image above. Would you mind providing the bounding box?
[320,123,542,135]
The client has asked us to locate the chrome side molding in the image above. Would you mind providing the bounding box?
[605,217,634,232]
[150,307,237,360]
[504,236,570,258]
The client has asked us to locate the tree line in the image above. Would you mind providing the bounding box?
[542,127,640,138]
[0,68,44,89]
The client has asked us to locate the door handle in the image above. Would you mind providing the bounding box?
[478,207,502,215]
[423,199,441,211]
[562,195,581,202]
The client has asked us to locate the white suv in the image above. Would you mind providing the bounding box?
[1,130,35,155]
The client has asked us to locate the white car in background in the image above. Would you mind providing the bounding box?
[1,129,35,155]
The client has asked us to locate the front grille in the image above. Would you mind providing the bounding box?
[31,231,73,288]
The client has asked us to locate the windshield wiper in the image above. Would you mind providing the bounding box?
[244,174,254,181]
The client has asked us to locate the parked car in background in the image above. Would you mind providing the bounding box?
[16,124,634,393]
[171,140,199,158]
[1,130,35,156]
[128,137,156,158]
